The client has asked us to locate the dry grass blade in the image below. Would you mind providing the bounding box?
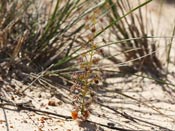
[106,0,162,77]
[12,30,29,59]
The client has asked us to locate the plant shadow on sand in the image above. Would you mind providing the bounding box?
[78,121,105,131]
[165,0,175,4]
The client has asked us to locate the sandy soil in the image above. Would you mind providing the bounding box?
[0,1,175,131]
[1,74,175,131]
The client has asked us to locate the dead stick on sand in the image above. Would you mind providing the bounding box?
[0,98,141,131]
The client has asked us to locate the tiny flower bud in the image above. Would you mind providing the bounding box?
[91,27,96,33]
[71,111,78,120]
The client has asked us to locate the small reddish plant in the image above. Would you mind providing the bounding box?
[70,10,101,121]
[70,48,101,120]
[70,64,100,120]
[71,53,100,120]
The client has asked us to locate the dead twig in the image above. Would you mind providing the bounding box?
[0,98,71,120]
[0,97,142,131]
[2,108,9,131]
[98,102,173,131]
